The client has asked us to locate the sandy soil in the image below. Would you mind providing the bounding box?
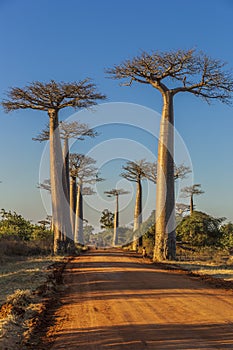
[38,249,233,349]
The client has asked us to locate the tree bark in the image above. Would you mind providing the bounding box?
[132,179,142,250]
[48,109,72,254]
[113,194,119,246]
[74,181,84,244]
[154,91,176,261]
[62,137,70,203]
[190,195,194,215]
[70,175,77,237]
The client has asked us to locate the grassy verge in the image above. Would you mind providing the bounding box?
[0,255,69,349]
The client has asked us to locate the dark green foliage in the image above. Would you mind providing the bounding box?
[100,209,114,229]
[176,211,225,247]
[0,209,34,240]
[220,222,233,251]
[0,209,52,242]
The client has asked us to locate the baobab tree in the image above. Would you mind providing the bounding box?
[107,49,233,260]
[181,184,204,215]
[121,159,149,249]
[2,79,105,254]
[146,162,191,184]
[104,189,129,246]
[33,120,98,201]
[69,153,102,244]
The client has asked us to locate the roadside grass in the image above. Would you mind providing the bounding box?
[167,260,233,281]
[168,247,233,281]
[0,254,67,349]
[0,255,64,306]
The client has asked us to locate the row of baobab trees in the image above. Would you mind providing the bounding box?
[39,148,204,251]
[1,48,232,260]
[105,164,205,250]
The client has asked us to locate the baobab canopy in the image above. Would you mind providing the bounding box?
[106,49,233,104]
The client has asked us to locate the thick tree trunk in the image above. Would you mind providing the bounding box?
[154,92,176,261]
[74,182,84,244]
[49,109,72,254]
[70,175,77,237]
[190,195,194,215]
[62,137,70,202]
[113,194,119,246]
[132,179,142,250]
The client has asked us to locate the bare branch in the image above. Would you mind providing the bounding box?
[146,162,191,183]
[121,159,150,182]
[33,120,98,142]
[106,49,233,104]
[181,184,204,197]
[37,179,51,193]
[2,79,106,113]
[69,153,103,184]
[104,189,129,197]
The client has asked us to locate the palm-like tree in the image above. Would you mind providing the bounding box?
[181,184,204,215]
[2,80,105,254]
[121,159,149,249]
[104,189,129,246]
[107,49,233,260]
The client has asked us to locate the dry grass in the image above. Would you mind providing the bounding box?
[0,255,67,349]
[170,260,233,281]
[0,255,64,305]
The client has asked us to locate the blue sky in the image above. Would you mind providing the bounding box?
[0,0,233,227]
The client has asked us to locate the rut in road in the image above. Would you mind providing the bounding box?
[42,249,233,349]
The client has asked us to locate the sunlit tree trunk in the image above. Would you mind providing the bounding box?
[132,179,142,250]
[49,109,72,254]
[113,194,119,246]
[154,92,176,261]
[74,181,84,244]
[62,137,70,202]
[70,175,77,237]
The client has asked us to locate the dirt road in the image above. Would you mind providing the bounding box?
[42,249,233,349]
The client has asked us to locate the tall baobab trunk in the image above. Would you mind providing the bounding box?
[113,194,119,246]
[49,109,71,254]
[74,181,84,244]
[132,179,142,250]
[62,137,70,202]
[154,91,176,261]
[190,194,194,215]
[70,175,77,236]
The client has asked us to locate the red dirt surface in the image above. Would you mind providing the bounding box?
[39,249,233,349]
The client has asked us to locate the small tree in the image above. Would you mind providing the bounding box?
[107,49,233,261]
[2,79,105,254]
[100,209,114,229]
[181,184,204,214]
[104,189,129,246]
[121,159,149,249]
